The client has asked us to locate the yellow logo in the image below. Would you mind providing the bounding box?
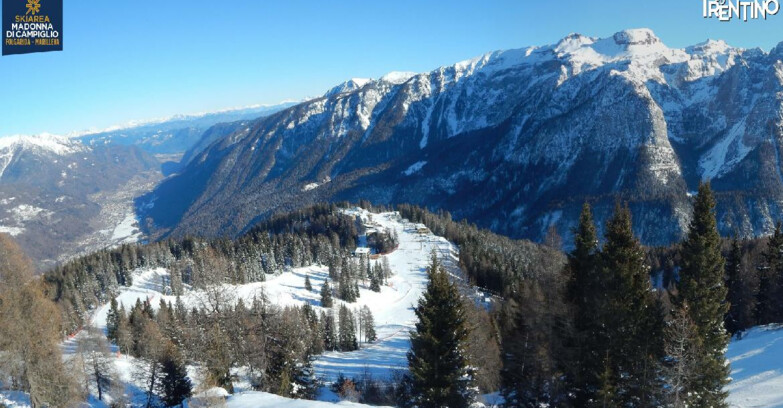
[25,0,41,16]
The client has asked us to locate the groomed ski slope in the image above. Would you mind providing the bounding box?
[313,209,461,383]
[60,209,460,407]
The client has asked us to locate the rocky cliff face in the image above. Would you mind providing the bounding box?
[141,29,783,246]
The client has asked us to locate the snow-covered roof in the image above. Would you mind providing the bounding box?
[354,247,371,255]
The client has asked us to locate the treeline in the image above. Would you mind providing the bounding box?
[101,287,379,404]
[396,204,566,293]
[393,188,734,407]
[13,194,761,407]
[44,203,363,331]
[646,216,783,338]
[499,184,730,407]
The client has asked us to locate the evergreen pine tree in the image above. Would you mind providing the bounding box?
[304,274,313,291]
[291,358,318,400]
[756,223,783,325]
[338,304,358,351]
[106,297,120,343]
[725,237,753,336]
[407,252,475,408]
[370,268,382,292]
[674,182,730,408]
[115,304,132,354]
[600,203,664,407]
[322,310,337,351]
[328,259,338,280]
[360,305,377,343]
[158,346,192,407]
[320,279,333,308]
[564,203,604,405]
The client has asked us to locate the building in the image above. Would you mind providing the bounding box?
[354,247,371,257]
[414,223,430,235]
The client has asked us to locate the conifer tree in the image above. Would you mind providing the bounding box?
[338,305,358,351]
[304,274,312,291]
[756,223,783,325]
[322,310,337,351]
[600,204,664,406]
[204,323,234,393]
[674,182,730,408]
[663,304,699,408]
[360,305,377,343]
[291,359,318,400]
[106,297,120,343]
[115,304,132,354]
[407,252,475,408]
[725,237,753,336]
[320,279,333,308]
[564,203,604,404]
[158,345,192,407]
[370,268,382,292]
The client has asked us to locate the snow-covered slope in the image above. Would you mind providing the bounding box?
[0,134,159,270]
[225,391,390,408]
[726,325,783,408]
[313,209,461,382]
[0,133,85,178]
[68,209,484,407]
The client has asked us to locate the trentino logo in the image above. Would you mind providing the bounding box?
[703,0,781,21]
[2,0,63,55]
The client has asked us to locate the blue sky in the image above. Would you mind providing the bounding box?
[2,0,783,136]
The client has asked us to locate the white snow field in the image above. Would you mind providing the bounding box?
[58,209,462,407]
[313,209,461,383]
[726,325,783,408]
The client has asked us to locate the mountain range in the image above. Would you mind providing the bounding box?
[138,28,783,246]
[0,103,295,269]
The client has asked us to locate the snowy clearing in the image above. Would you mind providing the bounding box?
[224,391,390,408]
[313,209,460,382]
[110,212,143,243]
[64,209,464,406]
[726,325,783,408]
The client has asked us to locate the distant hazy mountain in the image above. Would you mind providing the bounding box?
[140,29,783,245]
[76,103,297,157]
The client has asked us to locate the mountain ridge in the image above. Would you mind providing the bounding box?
[139,28,783,246]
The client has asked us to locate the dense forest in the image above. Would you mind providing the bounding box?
[2,190,783,406]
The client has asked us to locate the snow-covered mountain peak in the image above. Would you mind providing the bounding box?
[591,29,677,61]
[379,71,417,84]
[554,33,596,54]
[547,28,686,75]
[323,78,372,97]
[688,39,734,56]
[0,133,85,156]
[612,28,661,46]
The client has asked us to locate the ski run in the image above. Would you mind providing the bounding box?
[49,208,491,407]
